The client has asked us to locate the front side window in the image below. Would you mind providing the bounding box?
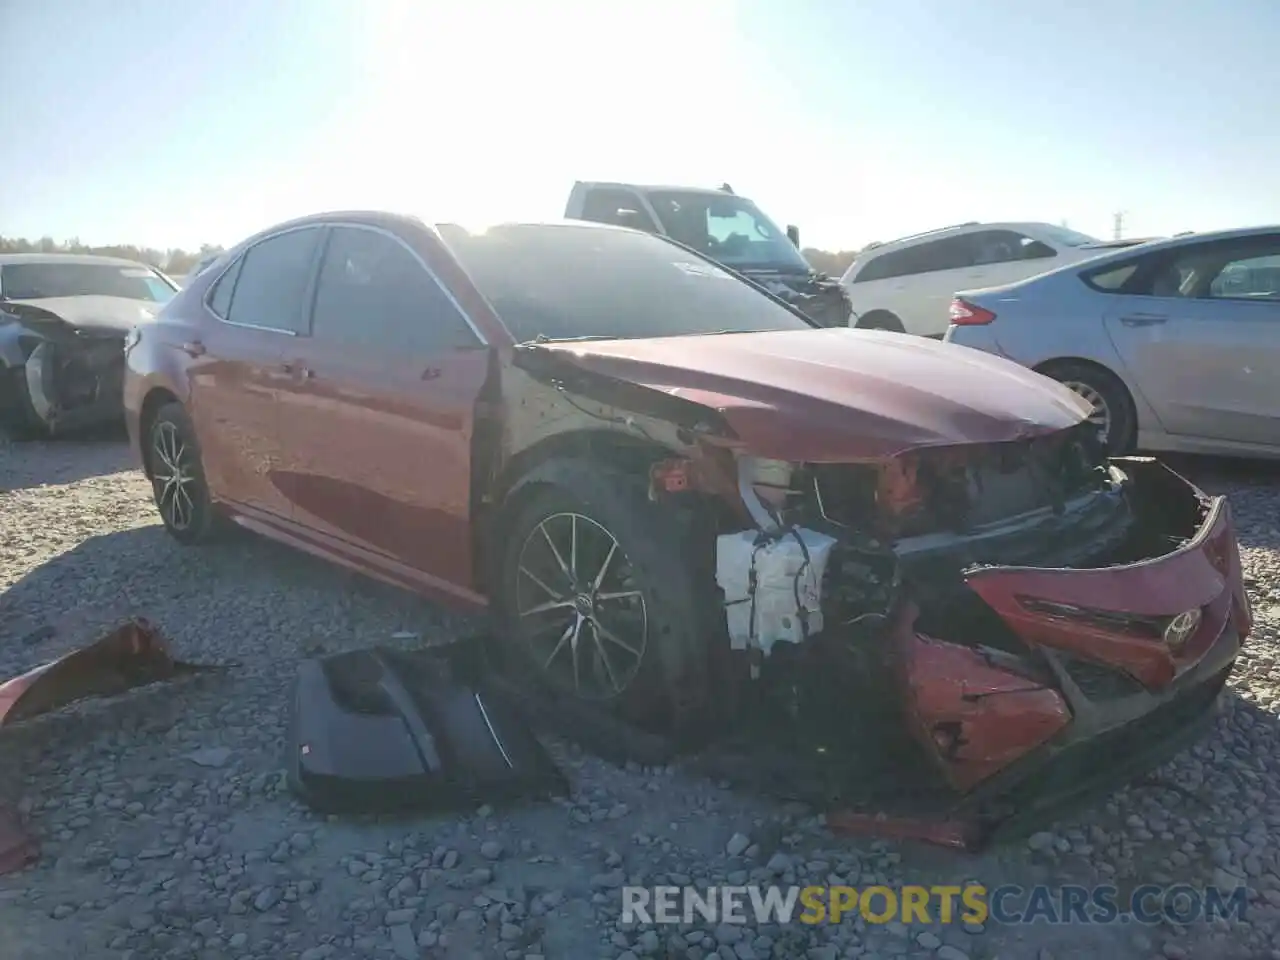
[0,262,177,303]
[644,190,811,273]
[224,227,322,333]
[438,222,815,342]
[309,226,478,352]
[1207,251,1280,301]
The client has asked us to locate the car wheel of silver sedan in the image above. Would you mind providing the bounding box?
[1060,380,1112,442]
[1041,360,1137,454]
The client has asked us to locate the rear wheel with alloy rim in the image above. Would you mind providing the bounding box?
[146,402,223,545]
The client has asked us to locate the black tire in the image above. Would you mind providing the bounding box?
[855,310,905,332]
[0,365,51,440]
[496,459,711,742]
[144,401,224,545]
[1040,360,1137,455]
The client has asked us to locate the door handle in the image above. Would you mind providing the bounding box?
[181,340,206,358]
[1119,313,1168,327]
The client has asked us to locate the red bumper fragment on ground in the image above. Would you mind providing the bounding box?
[0,617,220,728]
[0,616,229,874]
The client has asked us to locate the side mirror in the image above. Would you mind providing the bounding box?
[786,225,800,247]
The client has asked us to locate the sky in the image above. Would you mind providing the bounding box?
[2,0,1278,253]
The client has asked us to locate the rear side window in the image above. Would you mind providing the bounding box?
[309,226,479,353]
[578,188,659,233]
[854,236,970,282]
[223,228,322,333]
[964,229,1057,265]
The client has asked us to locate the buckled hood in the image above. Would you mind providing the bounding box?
[1,296,160,337]
[531,327,1093,461]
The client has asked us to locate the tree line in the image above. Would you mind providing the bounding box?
[0,236,225,277]
[1,234,866,280]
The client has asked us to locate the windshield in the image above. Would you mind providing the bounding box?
[439,222,816,342]
[1037,225,1103,248]
[0,262,177,303]
[643,190,812,273]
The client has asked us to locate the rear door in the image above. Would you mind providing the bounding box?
[187,227,323,518]
[273,223,493,599]
[1101,234,1280,446]
[574,187,662,235]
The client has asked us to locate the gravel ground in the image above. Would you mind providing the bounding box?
[1,435,1279,960]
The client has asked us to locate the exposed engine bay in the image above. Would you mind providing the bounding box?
[701,435,1249,843]
[492,336,1250,847]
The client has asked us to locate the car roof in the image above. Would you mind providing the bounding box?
[0,252,154,268]
[856,222,1060,258]
[575,181,737,198]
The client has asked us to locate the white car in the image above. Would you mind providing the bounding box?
[839,221,1150,337]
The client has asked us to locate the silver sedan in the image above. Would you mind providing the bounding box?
[944,225,1280,457]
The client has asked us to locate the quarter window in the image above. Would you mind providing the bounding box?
[309,226,478,352]
[207,257,242,318]
[224,227,322,333]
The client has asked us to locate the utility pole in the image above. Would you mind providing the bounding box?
[1112,210,1127,241]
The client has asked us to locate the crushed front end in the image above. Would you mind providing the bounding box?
[710,426,1250,846]
[742,268,853,328]
[0,302,130,436]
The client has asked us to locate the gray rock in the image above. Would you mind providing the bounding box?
[187,747,233,768]
[389,923,417,959]
[253,887,281,912]
[725,833,751,857]
[481,840,504,861]
[1027,831,1056,852]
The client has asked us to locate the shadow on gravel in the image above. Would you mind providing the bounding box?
[0,523,478,667]
[0,429,134,494]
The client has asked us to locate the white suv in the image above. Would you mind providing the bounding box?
[839,221,1146,337]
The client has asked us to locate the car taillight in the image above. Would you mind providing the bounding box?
[949,298,995,325]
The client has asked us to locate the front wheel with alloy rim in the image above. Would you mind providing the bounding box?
[497,460,711,738]
[145,402,223,544]
[1041,360,1137,455]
